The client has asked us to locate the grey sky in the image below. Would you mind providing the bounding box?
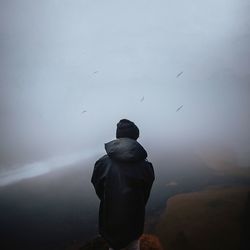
[0,0,250,185]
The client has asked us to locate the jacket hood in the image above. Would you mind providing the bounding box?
[105,138,147,162]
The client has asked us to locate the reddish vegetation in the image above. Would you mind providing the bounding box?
[156,186,250,250]
[140,234,164,250]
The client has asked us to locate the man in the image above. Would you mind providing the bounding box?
[91,119,155,250]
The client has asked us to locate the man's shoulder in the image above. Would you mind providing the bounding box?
[95,154,109,167]
[144,159,154,168]
[143,160,155,180]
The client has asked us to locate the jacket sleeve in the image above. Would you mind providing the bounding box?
[91,156,107,200]
[144,161,155,205]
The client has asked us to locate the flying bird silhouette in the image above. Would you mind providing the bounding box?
[93,71,99,74]
[140,96,144,102]
[81,110,87,114]
[176,71,183,78]
[176,105,183,112]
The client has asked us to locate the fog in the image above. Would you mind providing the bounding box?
[1,0,250,186]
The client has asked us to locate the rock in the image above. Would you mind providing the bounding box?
[77,234,163,250]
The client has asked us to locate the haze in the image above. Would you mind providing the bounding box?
[1,0,250,186]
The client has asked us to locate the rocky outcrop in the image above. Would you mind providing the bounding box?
[74,234,163,250]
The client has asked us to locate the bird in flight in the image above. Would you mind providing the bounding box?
[176,105,183,112]
[81,110,87,114]
[140,96,144,102]
[93,71,99,74]
[176,71,183,78]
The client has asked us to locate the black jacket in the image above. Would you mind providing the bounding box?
[91,138,154,250]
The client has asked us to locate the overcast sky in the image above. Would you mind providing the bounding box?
[0,0,250,184]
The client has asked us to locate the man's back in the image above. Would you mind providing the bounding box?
[91,120,154,250]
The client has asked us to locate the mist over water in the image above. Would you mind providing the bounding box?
[0,150,99,186]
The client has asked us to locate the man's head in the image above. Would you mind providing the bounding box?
[116,119,139,140]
